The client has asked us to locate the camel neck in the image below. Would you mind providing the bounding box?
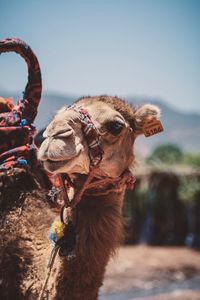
[54,190,125,300]
[52,169,135,299]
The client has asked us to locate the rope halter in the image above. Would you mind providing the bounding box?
[57,104,136,213]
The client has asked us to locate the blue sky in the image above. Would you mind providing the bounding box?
[0,0,199,112]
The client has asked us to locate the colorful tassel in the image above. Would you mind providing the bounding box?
[49,220,65,244]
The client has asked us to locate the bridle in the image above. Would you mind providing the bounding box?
[47,104,136,260]
[57,104,136,215]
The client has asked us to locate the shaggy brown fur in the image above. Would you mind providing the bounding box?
[54,190,124,299]
[0,169,55,299]
[77,95,137,129]
[0,172,125,299]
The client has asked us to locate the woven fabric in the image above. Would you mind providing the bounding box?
[0,38,42,171]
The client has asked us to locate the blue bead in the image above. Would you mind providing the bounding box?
[18,159,28,166]
[49,232,56,243]
[20,119,28,126]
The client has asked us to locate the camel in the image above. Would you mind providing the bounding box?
[0,94,161,299]
[0,35,163,300]
[37,95,161,299]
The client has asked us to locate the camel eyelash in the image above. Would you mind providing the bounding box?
[106,121,124,136]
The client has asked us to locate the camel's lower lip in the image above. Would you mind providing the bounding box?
[44,159,68,172]
[43,150,82,173]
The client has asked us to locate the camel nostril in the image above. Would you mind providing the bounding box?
[55,129,73,138]
[43,124,74,139]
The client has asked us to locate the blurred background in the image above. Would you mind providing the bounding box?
[1,0,200,299]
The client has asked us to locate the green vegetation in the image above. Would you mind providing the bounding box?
[183,153,200,168]
[178,177,200,204]
[147,143,200,168]
[147,144,183,164]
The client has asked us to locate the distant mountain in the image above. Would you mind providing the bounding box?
[0,90,199,156]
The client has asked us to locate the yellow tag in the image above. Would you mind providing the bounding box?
[143,119,164,137]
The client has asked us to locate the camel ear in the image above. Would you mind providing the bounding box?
[134,104,161,137]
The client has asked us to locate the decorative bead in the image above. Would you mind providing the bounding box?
[17,159,28,166]
[49,220,65,243]
[20,119,28,126]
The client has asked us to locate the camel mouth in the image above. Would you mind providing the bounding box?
[43,148,85,174]
[43,159,69,173]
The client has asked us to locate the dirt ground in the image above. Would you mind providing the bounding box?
[100,246,200,300]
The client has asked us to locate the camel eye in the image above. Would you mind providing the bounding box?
[106,121,124,136]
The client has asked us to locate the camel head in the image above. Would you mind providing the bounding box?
[38,96,160,178]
